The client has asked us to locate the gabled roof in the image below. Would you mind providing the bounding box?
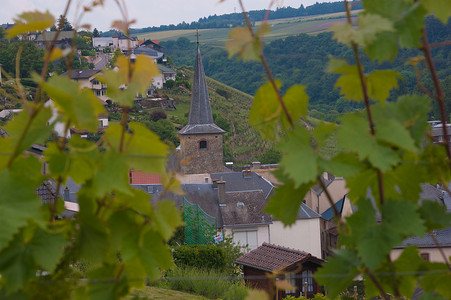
[296,203,321,219]
[178,46,225,135]
[210,172,274,199]
[394,227,451,249]
[220,190,271,227]
[61,69,101,80]
[129,171,161,184]
[133,46,164,59]
[321,195,346,221]
[235,243,323,272]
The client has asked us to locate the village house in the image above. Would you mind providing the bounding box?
[235,243,324,299]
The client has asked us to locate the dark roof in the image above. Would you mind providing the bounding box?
[210,171,274,199]
[1,23,14,30]
[321,196,345,221]
[133,46,164,59]
[178,46,225,135]
[158,64,176,74]
[235,243,323,272]
[36,181,56,204]
[296,203,321,219]
[132,183,223,228]
[36,31,75,41]
[220,190,271,226]
[61,69,101,80]
[394,227,451,249]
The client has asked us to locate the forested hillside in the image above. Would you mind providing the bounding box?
[161,16,450,122]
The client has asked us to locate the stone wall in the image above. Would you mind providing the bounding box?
[179,133,224,174]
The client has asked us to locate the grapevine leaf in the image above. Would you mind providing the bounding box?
[314,249,361,299]
[226,23,269,62]
[355,14,394,46]
[249,80,282,139]
[328,59,364,101]
[0,229,36,292]
[4,106,52,156]
[40,75,105,132]
[107,209,138,251]
[313,122,336,149]
[422,0,451,23]
[282,84,309,129]
[90,150,132,197]
[418,200,451,231]
[87,264,129,300]
[392,247,425,298]
[77,201,109,264]
[153,200,183,242]
[365,31,399,61]
[127,55,160,95]
[7,10,55,38]
[29,225,66,272]
[367,70,400,104]
[319,152,366,178]
[277,126,318,187]
[384,161,427,203]
[382,199,425,240]
[346,169,378,204]
[0,156,43,250]
[126,122,169,174]
[421,262,451,298]
[44,142,70,178]
[67,136,100,184]
[375,119,417,152]
[396,2,427,49]
[331,22,355,47]
[265,180,314,226]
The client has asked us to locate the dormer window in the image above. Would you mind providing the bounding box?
[199,140,207,150]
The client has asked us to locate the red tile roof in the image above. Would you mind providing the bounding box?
[235,243,323,272]
[129,170,161,184]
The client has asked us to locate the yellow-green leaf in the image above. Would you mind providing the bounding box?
[7,11,55,39]
[422,0,451,23]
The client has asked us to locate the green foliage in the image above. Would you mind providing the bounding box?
[172,245,227,271]
[226,1,451,299]
[0,6,183,299]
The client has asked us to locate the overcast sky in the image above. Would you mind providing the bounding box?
[2,0,339,32]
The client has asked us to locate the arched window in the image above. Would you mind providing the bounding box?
[199,140,207,149]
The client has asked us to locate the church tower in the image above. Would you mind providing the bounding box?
[178,44,226,174]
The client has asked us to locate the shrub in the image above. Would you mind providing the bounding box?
[172,245,227,271]
[149,109,167,122]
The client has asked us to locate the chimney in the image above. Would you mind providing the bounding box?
[63,187,70,202]
[212,178,218,189]
[242,168,252,178]
[204,177,209,183]
[217,181,226,205]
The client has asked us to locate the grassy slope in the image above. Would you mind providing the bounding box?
[131,286,206,300]
[137,10,362,47]
[163,67,269,163]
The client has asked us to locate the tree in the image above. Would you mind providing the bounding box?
[149,109,167,122]
[57,14,73,31]
[227,1,451,299]
[93,28,100,37]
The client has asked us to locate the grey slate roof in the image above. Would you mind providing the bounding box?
[210,172,274,199]
[178,46,225,135]
[296,203,321,219]
[133,46,164,59]
[220,190,271,227]
[394,227,451,249]
[133,183,223,228]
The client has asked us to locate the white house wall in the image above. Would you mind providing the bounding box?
[391,247,451,263]
[270,218,322,258]
[224,225,270,252]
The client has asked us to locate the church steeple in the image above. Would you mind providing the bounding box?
[178,43,225,135]
[177,41,226,174]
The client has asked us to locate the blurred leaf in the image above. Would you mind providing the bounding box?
[367,70,400,103]
[0,156,42,250]
[266,180,314,226]
[418,200,451,231]
[422,0,451,23]
[315,249,361,299]
[227,23,269,62]
[277,126,319,186]
[7,10,55,38]
[282,84,309,128]
[153,200,183,242]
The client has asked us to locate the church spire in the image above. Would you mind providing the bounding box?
[178,42,225,135]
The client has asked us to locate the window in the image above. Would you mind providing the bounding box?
[233,230,258,250]
[285,273,297,295]
[199,140,207,149]
[301,270,313,294]
[420,253,430,261]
